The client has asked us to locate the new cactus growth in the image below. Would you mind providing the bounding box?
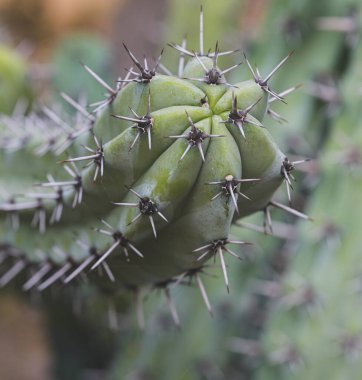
[0,7,308,324]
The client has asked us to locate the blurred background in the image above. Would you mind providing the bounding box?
[0,0,361,379]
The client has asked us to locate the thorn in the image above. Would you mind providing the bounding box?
[123,43,143,71]
[112,91,153,150]
[199,5,204,56]
[157,211,169,223]
[22,262,52,291]
[149,215,157,238]
[0,260,26,287]
[57,164,83,208]
[195,273,213,316]
[143,56,149,71]
[270,201,312,220]
[60,92,95,122]
[197,142,205,162]
[171,111,223,161]
[243,52,257,81]
[193,238,251,292]
[114,190,167,237]
[122,44,162,83]
[91,240,121,270]
[228,182,239,214]
[268,83,303,104]
[112,202,139,207]
[263,51,294,84]
[243,52,293,101]
[81,62,116,95]
[193,243,214,252]
[61,134,104,181]
[178,35,187,77]
[154,48,164,73]
[267,108,288,123]
[208,175,257,210]
[102,262,116,282]
[218,246,229,293]
[190,46,240,86]
[127,243,144,258]
[42,106,73,132]
[63,255,95,284]
[37,262,72,291]
[220,62,243,76]
[91,222,143,269]
[221,94,263,137]
[194,53,208,72]
[157,62,173,76]
[236,220,297,240]
[31,201,47,233]
[164,287,181,328]
[167,42,194,57]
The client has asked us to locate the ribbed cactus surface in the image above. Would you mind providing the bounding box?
[0,8,307,325]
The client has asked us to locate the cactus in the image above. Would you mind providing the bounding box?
[250,11,362,379]
[223,3,362,380]
[0,7,309,327]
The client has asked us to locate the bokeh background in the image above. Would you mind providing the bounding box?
[0,0,361,379]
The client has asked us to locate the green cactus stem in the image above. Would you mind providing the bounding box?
[0,7,309,324]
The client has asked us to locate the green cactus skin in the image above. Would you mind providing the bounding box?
[252,16,362,379]
[0,8,305,323]
[0,45,32,115]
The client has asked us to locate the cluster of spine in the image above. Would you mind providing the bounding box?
[0,7,311,326]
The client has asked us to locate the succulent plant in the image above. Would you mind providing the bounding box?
[248,11,362,378]
[0,7,309,326]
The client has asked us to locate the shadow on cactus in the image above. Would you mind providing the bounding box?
[0,7,311,327]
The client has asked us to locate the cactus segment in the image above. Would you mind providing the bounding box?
[92,75,207,143]
[243,51,294,102]
[218,110,285,217]
[213,81,267,120]
[0,5,309,321]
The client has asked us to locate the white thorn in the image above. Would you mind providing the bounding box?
[0,260,25,287]
[64,255,95,284]
[102,262,115,282]
[199,6,204,56]
[37,262,72,291]
[149,215,157,238]
[263,51,294,84]
[91,240,120,270]
[165,288,181,327]
[218,247,229,293]
[23,263,52,291]
[196,274,213,316]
